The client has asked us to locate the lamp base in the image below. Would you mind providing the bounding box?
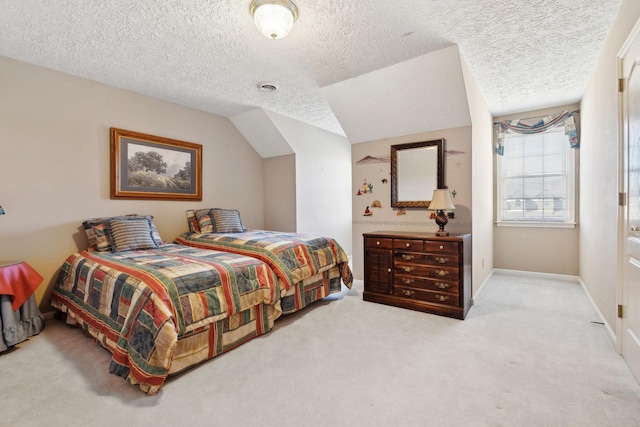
[434,211,450,236]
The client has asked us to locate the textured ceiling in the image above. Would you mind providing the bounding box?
[0,0,623,138]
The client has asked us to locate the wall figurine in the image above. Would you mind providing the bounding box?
[356,179,373,195]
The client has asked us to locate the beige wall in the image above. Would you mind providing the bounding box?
[495,227,579,275]
[263,154,296,232]
[351,126,473,280]
[493,104,581,276]
[580,1,640,331]
[0,56,265,312]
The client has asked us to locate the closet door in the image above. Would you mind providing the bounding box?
[621,19,640,383]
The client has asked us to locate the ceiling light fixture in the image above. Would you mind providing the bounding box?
[250,0,298,40]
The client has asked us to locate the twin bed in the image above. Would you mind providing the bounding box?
[51,210,352,395]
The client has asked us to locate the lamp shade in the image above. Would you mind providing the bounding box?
[428,189,456,211]
[250,0,298,40]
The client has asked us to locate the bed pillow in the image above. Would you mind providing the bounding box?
[186,210,200,233]
[193,209,214,233]
[211,208,245,233]
[108,218,158,252]
[82,218,112,252]
[83,214,163,251]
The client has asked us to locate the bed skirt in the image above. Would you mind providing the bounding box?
[280,266,343,314]
[55,301,278,394]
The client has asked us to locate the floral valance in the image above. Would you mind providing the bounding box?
[494,111,579,155]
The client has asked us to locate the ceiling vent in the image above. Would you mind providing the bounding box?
[258,82,278,92]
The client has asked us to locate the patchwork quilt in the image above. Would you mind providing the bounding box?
[51,243,279,394]
[175,230,354,295]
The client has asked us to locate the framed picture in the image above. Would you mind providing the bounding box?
[110,128,202,200]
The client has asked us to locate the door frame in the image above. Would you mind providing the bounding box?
[617,16,640,353]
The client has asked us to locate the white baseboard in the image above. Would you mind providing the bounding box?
[493,268,580,283]
[576,276,617,346]
[471,268,496,304]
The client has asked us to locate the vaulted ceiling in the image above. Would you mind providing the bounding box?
[0,1,622,153]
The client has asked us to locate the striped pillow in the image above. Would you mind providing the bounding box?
[83,215,163,251]
[211,208,245,233]
[109,218,158,252]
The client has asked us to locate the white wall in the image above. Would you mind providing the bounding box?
[460,54,494,292]
[264,111,353,255]
[0,56,265,312]
[580,0,640,331]
[264,154,296,232]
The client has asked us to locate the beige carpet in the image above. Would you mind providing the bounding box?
[2,271,640,426]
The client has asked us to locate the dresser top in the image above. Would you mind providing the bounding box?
[364,231,470,241]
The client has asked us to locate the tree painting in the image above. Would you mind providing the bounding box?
[128,151,168,174]
[127,143,191,190]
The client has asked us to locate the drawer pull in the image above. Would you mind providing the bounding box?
[435,294,449,302]
[435,270,449,277]
[402,289,415,297]
[402,278,414,285]
[401,266,414,272]
[435,282,450,289]
[435,257,449,264]
[402,254,414,261]
[439,245,444,250]
[376,241,381,246]
[405,243,411,248]
[387,268,392,273]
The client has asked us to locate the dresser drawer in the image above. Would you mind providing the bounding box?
[394,275,459,294]
[424,241,459,254]
[394,286,459,306]
[393,239,424,251]
[394,263,458,280]
[365,237,393,249]
[395,252,459,267]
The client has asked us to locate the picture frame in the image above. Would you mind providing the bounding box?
[110,128,202,200]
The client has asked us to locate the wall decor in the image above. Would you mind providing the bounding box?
[110,128,202,200]
[356,179,374,195]
[356,155,390,165]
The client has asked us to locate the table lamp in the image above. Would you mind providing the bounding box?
[428,189,455,236]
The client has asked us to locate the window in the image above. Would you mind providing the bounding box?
[497,127,576,227]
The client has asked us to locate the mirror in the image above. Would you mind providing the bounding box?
[391,139,444,208]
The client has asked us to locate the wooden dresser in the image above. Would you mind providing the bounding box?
[363,231,471,319]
